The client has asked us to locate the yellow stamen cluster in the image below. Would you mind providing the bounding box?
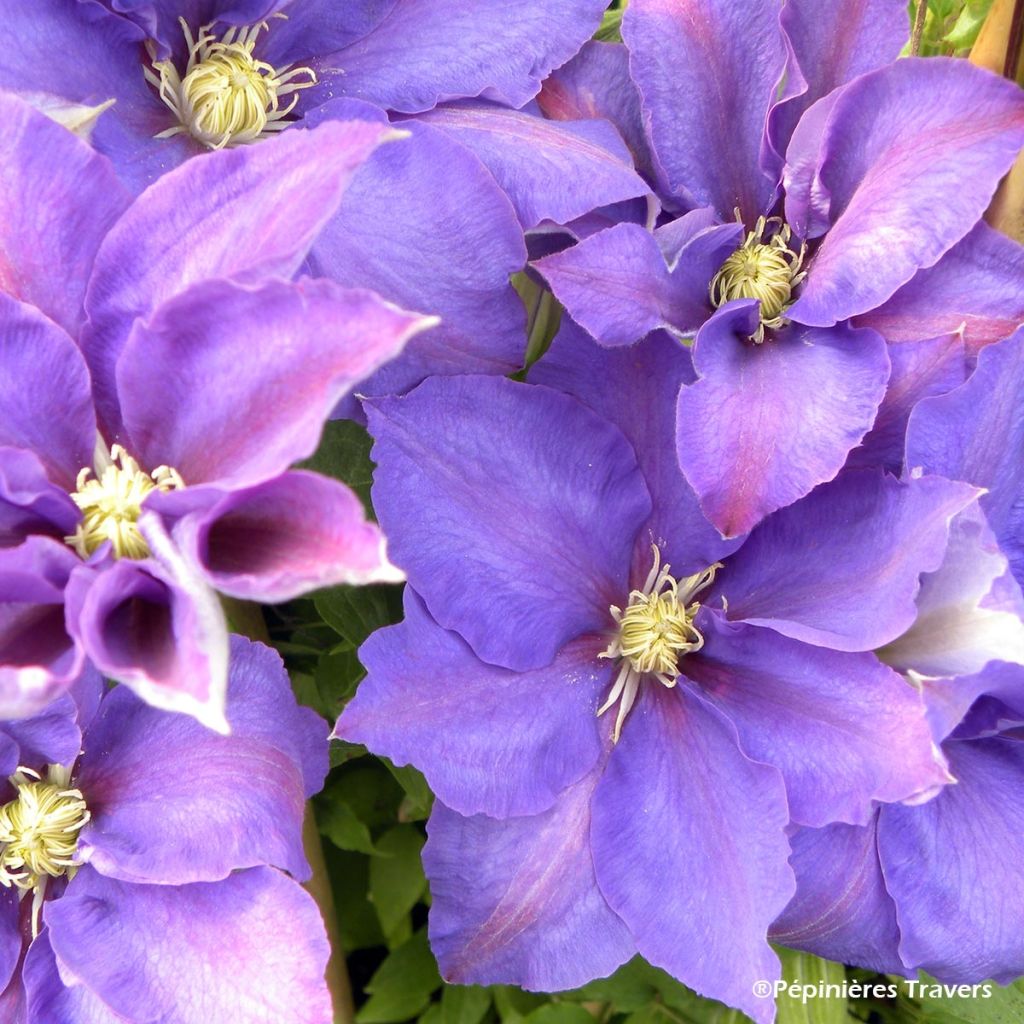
[598,547,721,742]
[67,444,183,560]
[0,766,90,936]
[709,214,807,344]
[144,17,317,150]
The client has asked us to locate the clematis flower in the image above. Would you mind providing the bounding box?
[0,92,434,727]
[774,324,1024,982]
[532,0,1024,537]
[335,322,979,1022]
[0,635,335,1023]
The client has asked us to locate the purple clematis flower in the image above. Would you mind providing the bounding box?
[532,0,1024,538]
[774,325,1024,982]
[334,321,979,1022]
[0,635,334,1023]
[0,92,435,727]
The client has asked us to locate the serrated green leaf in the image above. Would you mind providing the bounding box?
[523,1004,595,1024]
[441,985,492,1024]
[775,949,848,1024]
[314,584,398,648]
[369,825,427,938]
[298,418,376,515]
[357,929,442,1024]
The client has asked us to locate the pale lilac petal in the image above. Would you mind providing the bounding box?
[591,686,793,1024]
[879,736,1024,983]
[308,121,527,407]
[0,295,96,491]
[338,589,607,818]
[416,104,649,230]
[0,448,80,546]
[857,223,1024,357]
[69,521,228,732]
[530,320,743,575]
[321,0,607,112]
[881,507,1024,679]
[906,327,1024,587]
[167,471,400,603]
[623,0,786,222]
[679,304,890,537]
[688,612,948,826]
[770,818,908,976]
[846,333,967,473]
[47,867,332,1024]
[365,376,649,672]
[717,470,979,650]
[118,276,433,489]
[919,663,1024,744]
[75,637,323,884]
[538,40,654,180]
[0,92,130,337]
[786,60,1024,326]
[424,762,635,990]
[81,118,397,434]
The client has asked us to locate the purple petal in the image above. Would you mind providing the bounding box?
[717,469,978,651]
[919,663,1024,745]
[846,334,967,473]
[538,40,655,181]
[0,92,129,337]
[688,612,948,826]
[530,320,743,574]
[770,818,908,976]
[0,890,19,1000]
[857,223,1024,357]
[767,0,908,170]
[424,763,635,990]
[906,327,1024,587]
[80,118,398,435]
[22,928,122,1024]
[679,305,890,537]
[0,538,83,719]
[338,589,607,818]
[308,120,527,408]
[47,867,332,1023]
[415,104,649,230]
[535,220,738,346]
[786,59,1024,326]
[0,294,96,491]
[365,376,649,672]
[0,693,83,773]
[623,0,786,222]
[320,0,607,113]
[167,471,401,603]
[75,636,323,884]
[881,506,1024,680]
[68,523,229,732]
[118,276,433,489]
[591,686,793,1024]
[0,448,80,546]
[879,736,1024,983]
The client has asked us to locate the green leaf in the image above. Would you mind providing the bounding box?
[322,845,384,952]
[316,648,366,714]
[314,584,399,648]
[369,824,427,939]
[298,419,376,515]
[441,986,492,1024]
[523,1005,595,1024]
[914,975,1024,1024]
[563,957,660,1011]
[383,759,434,821]
[943,0,994,50]
[775,949,848,1024]
[511,272,563,373]
[316,788,378,855]
[357,929,442,1024]
[492,985,548,1022]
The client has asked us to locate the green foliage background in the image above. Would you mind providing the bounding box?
[271,2,1016,1022]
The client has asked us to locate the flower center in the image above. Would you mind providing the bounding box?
[0,766,89,936]
[597,546,720,742]
[66,443,183,560]
[144,17,317,150]
[709,215,806,344]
